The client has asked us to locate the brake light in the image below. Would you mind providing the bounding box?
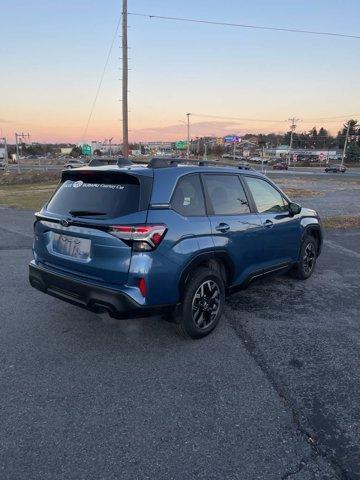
[109,224,167,251]
[138,278,147,297]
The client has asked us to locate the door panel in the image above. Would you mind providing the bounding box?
[210,214,264,284]
[244,176,302,268]
[203,174,265,285]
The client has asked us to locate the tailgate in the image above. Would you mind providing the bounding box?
[33,169,152,285]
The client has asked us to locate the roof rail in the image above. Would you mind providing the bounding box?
[148,157,180,168]
[198,160,253,170]
[148,157,254,170]
[88,156,133,167]
[198,160,216,167]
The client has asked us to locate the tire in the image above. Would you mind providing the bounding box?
[176,267,225,339]
[290,235,318,280]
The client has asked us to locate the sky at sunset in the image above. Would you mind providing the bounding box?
[1,0,360,144]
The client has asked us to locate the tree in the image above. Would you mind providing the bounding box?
[70,146,82,158]
[318,127,329,148]
[212,145,225,157]
[346,142,360,163]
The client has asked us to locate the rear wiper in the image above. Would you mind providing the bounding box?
[69,210,107,217]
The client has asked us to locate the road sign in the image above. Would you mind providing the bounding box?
[82,144,92,156]
[224,135,241,144]
[175,141,187,150]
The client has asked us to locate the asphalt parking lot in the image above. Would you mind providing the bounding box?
[0,175,359,480]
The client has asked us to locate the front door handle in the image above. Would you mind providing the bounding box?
[263,219,274,229]
[215,223,230,233]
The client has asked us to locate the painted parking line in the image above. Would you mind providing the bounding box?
[324,238,360,259]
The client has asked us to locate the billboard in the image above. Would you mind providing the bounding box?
[224,135,241,144]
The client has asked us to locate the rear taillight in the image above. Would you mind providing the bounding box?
[138,278,147,297]
[109,224,167,251]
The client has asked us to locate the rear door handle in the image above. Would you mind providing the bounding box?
[215,223,230,233]
[263,219,274,228]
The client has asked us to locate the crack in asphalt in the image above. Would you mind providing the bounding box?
[226,311,349,480]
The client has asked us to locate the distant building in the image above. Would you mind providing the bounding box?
[60,147,72,155]
[264,145,339,161]
[144,142,173,155]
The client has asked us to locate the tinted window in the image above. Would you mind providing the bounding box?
[245,177,287,213]
[204,175,250,215]
[171,174,205,216]
[47,173,140,218]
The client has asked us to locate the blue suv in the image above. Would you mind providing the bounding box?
[29,159,323,339]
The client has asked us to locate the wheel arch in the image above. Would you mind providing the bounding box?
[178,251,235,296]
[302,223,323,256]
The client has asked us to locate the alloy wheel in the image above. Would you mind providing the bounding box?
[303,242,316,274]
[191,280,221,330]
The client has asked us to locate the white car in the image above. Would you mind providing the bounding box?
[64,159,86,169]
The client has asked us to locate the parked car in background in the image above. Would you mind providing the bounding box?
[273,162,288,170]
[30,158,323,339]
[324,164,346,173]
[250,157,268,164]
[64,158,86,169]
[221,154,244,161]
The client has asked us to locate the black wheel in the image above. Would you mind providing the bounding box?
[176,267,225,339]
[291,235,318,280]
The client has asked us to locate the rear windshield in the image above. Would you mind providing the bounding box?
[46,173,140,218]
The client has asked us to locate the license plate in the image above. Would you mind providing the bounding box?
[52,233,91,260]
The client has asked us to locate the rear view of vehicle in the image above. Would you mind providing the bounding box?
[29,167,167,318]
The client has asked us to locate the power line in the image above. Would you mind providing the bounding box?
[128,12,360,40]
[191,113,360,124]
[81,17,121,142]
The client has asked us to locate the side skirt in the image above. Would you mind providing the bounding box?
[227,262,294,295]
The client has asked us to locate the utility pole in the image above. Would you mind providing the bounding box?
[204,142,208,160]
[122,0,129,158]
[15,132,30,172]
[186,113,191,158]
[288,117,300,166]
[341,122,351,166]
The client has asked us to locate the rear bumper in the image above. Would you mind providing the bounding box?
[29,261,173,319]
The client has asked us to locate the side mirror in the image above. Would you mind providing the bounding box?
[288,202,302,216]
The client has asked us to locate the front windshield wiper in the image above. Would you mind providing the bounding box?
[69,210,107,217]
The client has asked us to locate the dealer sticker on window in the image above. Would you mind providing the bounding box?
[64,181,125,190]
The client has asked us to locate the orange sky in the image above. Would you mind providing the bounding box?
[1,1,359,144]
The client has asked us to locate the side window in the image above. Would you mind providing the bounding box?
[171,174,206,216]
[204,175,250,215]
[245,177,288,213]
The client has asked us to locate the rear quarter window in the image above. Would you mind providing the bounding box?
[46,173,141,218]
[171,174,206,216]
